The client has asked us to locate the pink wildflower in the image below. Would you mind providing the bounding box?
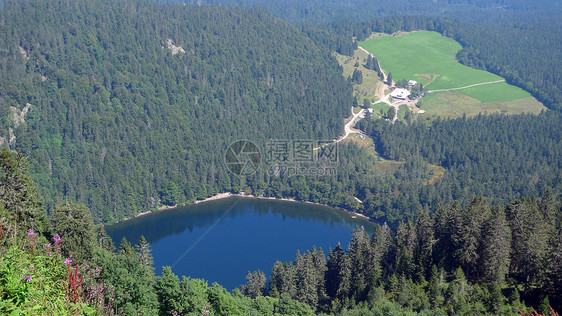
[27,229,35,236]
[43,243,51,250]
[64,258,72,266]
[53,235,61,244]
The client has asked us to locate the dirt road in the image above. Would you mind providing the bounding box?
[314,106,365,151]
[426,80,505,93]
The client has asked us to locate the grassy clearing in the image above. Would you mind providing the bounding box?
[458,81,532,103]
[345,133,373,148]
[422,92,546,118]
[359,30,545,116]
[359,31,501,90]
[424,164,446,185]
[345,131,446,179]
[344,134,404,174]
[397,104,410,121]
[335,49,382,103]
[370,102,391,118]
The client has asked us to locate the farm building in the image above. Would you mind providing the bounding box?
[390,88,411,100]
[408,80,417,86]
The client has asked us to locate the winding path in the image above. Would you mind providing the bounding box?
[314,107,365,151]
[426,79,505,93]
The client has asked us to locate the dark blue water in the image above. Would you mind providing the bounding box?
[107,196,375,290]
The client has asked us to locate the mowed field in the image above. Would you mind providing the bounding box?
[359,31,546,117]
[359,31,504,90]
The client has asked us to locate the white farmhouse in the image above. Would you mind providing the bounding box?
[408,80,418,86]
[390,88,411,100]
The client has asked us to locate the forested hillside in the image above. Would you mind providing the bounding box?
[0,0,560,313]
[357,112,562,207]
[1,149,560,314]
[0,0,352,222]
[0,0,560,231]
[171,0,561,111]
[164,0,561,25]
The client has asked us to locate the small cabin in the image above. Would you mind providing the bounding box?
[408,80,418,86]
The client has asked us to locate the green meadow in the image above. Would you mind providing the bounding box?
[359,31,502,90]
[335,49,382,103]
[360,31,546,116]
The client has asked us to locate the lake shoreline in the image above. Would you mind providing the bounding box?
[120,192,371,224]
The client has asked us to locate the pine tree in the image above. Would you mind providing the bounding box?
[352,69,363,84]
[241,270,267,298]
[454,197,490,280]
[155,266,181,315]
[481,206,511,285]
[507,199,549,289]
[539,188,559,246]
[326,244,346,299]
[295,250,320,309]
[395,221,416,278]
[347,227,371,302]
[386,106,396,119]
[445,268,470,315]
[52,201,97,261]
[335,251,352,305]
[311,247,328,306]
[545,229,562,305]
[0,147,49,236]
[433,201,450,267]
[427,265,444,308]
[118,236,135,257]
[366,225,385,286]
[136,235,154,268]
[97,224,115,252]
[365,55,375,70]
[378,222,395,277]
[488,283,504,314]
[415,212,435,281]
[269,261,295,298]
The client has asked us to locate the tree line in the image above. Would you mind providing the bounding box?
[241,194,562,314]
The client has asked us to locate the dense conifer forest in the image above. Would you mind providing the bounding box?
[0,0,352,222]
[0,0,561,314]
[0,0,560,225]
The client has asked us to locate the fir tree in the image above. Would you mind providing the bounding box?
[414,212,435,281]
[118,237,135,257]
[481,206,511,285]
[52,201,97,261]
[326,244,346,299]
[97,224,115,252]
[0,147,49,236]
[136,235,154,268]
[155,266,181,315]
[241,270,267,298]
